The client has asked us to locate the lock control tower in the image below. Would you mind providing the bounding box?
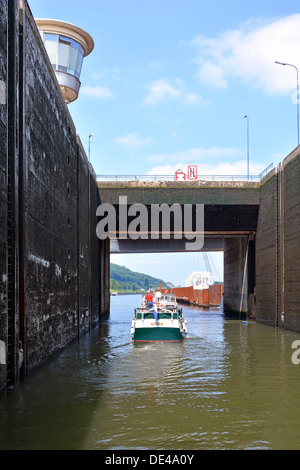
[36,19,94,103]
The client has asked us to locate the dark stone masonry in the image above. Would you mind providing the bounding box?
[0,0,109,395]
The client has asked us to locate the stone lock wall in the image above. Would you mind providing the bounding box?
[281,149,300,332]
[0,0,109,395]
[0,0,9,393]
[255,148,300,331]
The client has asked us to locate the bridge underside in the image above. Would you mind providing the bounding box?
[107,203,258,254]
[110,234,246,253]
[110,237,223,253]
[110,234,254,316]
[106,204,259,253]
[97,182,261,316]
[107,205,257,315]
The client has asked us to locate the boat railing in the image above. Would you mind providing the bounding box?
[134,306,182,320]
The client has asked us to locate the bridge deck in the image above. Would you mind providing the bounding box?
[97,180,261,206]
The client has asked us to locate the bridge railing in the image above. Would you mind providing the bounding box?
[96,164,274,183]
[258,163,274,179]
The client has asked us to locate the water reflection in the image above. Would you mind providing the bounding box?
[1,294,300,450]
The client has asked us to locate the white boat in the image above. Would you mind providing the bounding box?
[131,291,187,342]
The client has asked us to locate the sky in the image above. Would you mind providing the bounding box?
[28,0,300,286]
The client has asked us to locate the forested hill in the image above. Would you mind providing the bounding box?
[110,263,173,291]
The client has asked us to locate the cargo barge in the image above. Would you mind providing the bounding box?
[162,284,224,308]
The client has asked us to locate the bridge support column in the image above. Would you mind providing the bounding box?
[223,237,251,317]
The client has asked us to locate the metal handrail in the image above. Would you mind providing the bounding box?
[96,164,274,183]
[259,163,273,178]
[97,174,261,182]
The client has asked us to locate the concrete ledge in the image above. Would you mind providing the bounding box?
[97,180,261,189]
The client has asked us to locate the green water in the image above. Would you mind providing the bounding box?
[1,294,300,450]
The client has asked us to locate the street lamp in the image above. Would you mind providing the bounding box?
[275,61,299,147]
[88,132,94,162]
[243,115,249,180]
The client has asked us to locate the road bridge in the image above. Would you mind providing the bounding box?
[97,178,260,314]
[97,179,260,252]
[97,150,300,333]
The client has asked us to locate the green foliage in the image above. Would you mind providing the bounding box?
[110,263,172,291]
[110,278,122,290]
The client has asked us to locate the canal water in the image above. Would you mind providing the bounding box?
[1,294,300,450]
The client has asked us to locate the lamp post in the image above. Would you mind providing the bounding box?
[88,132,94,162]
[243,115,249,180]
[275,61,299,147]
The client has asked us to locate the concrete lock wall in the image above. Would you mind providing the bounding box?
[224,148,300,325]
[281,149,300,332]
[0,0,8,393]
[0,1,109,395]
[255,147,300,331]
[255,171,278,326]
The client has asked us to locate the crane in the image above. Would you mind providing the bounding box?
[202,252,211,273]
[202,252,221,280]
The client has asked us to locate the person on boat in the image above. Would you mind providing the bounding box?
[145,290,153,308]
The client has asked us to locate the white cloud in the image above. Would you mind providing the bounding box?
[143,78,202,105]
[190,14,300,94]
[169,131,182,140]
[148,147,244,163]
[184,93,201,105]
[81,85,114,99]
[147,160,266,177]
[143,78,182,104]
[114,132,152,147]
[90,67,121,81]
